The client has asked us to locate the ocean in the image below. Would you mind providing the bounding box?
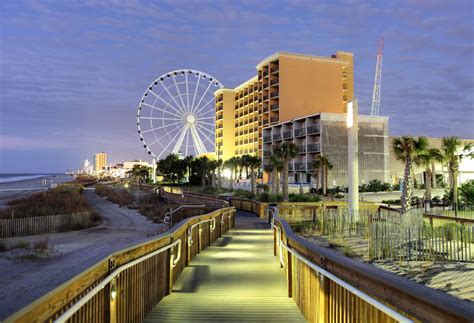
[0,174,60,184]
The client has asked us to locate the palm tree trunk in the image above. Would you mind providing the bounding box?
[453,162,459,216]
[271,170,277,195]
[431,162,437,189]
[282,164,289,202]
[400,156,413,213]
[276,172,281,194]
[251,171,256,196]
[424,168,432,210]
[217,169,222,189]
[230,170,234,190]
[322,167,327,195]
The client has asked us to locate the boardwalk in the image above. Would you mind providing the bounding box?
[144,211,306,322]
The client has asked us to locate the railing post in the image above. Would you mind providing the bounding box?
[273,227,277,256]
[318,275,329,323]
[109,278,117,323]
[287,249,293,298]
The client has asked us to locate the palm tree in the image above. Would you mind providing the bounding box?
[274,142,298,202]
[208,160,218,188]
[269,155,283,194]
[224,157,239,190]
[216,159,223,189]
[127,165,151,187]
[392,136,428,213]
[417,148,442,208]
[190,156,210,187]
[263,163,276,194]
[319,156,333,195]
[247,156,261,196]
[440,137,474,213]
[310,158,322,192]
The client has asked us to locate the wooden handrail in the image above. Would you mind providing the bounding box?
[424,212,474,224]
[5,207,236,323]
[272,207,474,322]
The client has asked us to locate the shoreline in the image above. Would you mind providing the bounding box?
[0,175,74,208]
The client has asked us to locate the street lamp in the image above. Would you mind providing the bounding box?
[347,99,359,216]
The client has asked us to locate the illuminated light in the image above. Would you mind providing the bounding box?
[110,283,117,300]
[124,183,129,188]
[222,168,232,179]
[346,101,353,128]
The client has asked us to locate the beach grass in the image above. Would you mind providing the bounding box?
[0,185,94,219]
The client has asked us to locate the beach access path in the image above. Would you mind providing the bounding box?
[0,186,166,320]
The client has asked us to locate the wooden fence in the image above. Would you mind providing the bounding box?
[276,203,474,262]
[272,207,474,322]
[229,197,267,218]
[5,207,236,323]
[0,212,91,238]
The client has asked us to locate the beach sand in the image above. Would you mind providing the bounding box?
[0,175,73,208]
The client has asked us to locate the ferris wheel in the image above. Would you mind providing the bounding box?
[137,69,224,160]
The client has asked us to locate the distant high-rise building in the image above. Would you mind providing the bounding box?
[94,152,107,171]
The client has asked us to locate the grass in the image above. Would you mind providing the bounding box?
[138,193,170,223]
[95,185,134,207]
[0,185,92,219]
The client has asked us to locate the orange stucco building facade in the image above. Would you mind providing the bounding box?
[214,51,354,161]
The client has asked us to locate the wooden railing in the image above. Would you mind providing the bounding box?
[229,197,267,218]
[5,207,236,323]
[271,206,474,322]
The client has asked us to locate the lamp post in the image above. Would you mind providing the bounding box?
[347,99,359,215]
[152,158,157,184]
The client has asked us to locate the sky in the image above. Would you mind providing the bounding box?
[0,0,473,173]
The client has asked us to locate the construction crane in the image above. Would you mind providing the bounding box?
[370,38,384,116]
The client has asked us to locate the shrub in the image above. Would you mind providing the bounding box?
[0,185,91,219]
[95,185,134,206]
[256,192,283,202]
[288,194,321,202]
[459,180,474,205]
[15,241,30,249]
[138,193,169,222]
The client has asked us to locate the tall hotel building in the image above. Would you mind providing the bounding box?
[94,152,108,171]
[214,51,354,161]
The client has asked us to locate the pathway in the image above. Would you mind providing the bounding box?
[144,211,305,322]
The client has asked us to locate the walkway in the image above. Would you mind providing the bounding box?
[144,211,306,322]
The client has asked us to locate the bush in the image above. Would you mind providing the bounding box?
[288,194,321,202]
[359,180,392,193]
[459,180,474,205]
[138,193,169,222]
[95,185,134,207]
[256,192,283,202]
[0,185,92,219]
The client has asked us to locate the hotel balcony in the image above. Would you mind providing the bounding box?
[270,92,279,99]
[307,125,320,135]
[294,162,306,171]
[283,131,292,139]
[216,105,223,112]
[297,145,306,153]
[263,95,269,101]
[270,67,279,74]
[295,128,306,137]
[216,115,223,120]
[216,133,223,138]
[270,104,279,111]
[273,133,282,141]
[270,79,279,86]
[270,117,279,124]
[263,106,269,113]
[287,162,294,171]
[307,144,321,153]
[262,119,269,125]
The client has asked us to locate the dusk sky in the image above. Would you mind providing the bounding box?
[1,0,473,173]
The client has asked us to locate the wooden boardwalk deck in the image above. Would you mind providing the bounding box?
[144,211,306,322]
